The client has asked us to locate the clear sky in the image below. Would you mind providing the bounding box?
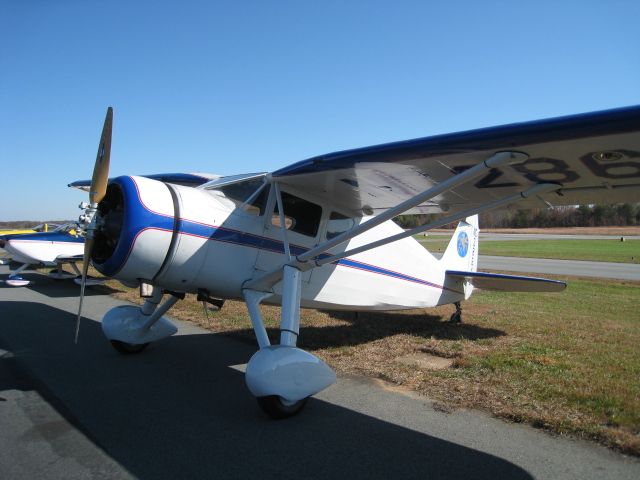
[1,0,639,220]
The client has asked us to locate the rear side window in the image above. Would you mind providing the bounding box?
[272,192,322,237]
[326,211,356,239]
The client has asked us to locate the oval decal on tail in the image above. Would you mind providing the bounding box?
[457,231,469,257]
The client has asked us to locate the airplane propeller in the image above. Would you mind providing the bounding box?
[75,107,113,343]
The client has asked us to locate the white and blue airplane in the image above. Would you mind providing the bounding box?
[73,106,640,418]
[0,223,92,287]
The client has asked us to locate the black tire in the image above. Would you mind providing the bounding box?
[110,340,149,354]
[256,395,308,419]
[449,312,462,323]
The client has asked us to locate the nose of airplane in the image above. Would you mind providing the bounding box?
[90,175,176,280]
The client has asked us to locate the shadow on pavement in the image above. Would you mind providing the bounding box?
[0,301,533,480]
[0,271,118,298]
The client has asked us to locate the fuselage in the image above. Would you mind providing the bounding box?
[93,176,466,311]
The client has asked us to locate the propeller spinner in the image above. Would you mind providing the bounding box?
[75,107,113,343]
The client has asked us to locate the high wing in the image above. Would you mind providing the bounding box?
[272,105,640,216]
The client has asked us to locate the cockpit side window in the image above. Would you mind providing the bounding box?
[272,191,322,237]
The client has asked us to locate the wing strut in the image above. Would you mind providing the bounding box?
[297,150,526,263]
[314,182,560,267]
[244,150,535,291]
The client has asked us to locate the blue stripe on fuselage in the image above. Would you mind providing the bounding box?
[109,176,448,291]
[176,220,448,291]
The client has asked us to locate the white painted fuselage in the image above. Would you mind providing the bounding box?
[108,176,474,311]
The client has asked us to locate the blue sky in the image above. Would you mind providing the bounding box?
[1,1,639,220]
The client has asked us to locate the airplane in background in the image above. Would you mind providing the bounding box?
[0,223,99,287]
[0,224,61,265]
[71,106,639,419]
[0,223,59,237]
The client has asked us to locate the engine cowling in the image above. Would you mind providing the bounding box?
[92,175,226,291]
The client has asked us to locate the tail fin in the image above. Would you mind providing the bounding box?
[440,215,479,272]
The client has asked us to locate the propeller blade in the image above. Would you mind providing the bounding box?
[76,106,113,343]
[90,107,113,205]
[75,236,94,343]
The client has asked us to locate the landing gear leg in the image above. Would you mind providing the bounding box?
[449,301,463,323]
[243,266,336,419]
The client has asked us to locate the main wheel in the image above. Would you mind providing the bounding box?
[449,311,462,323]
[110,340,149,354]
[256,395,308,419]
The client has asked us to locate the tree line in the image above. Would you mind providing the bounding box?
[396,203,640,229]
[3,203,640,231]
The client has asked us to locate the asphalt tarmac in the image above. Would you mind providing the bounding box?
[1,266,639,479]
[479,256,640,280]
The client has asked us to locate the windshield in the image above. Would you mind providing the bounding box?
[212,178,268,216]
[215,178,264,204]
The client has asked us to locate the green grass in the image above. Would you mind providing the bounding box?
[478,239,640,263]
[455,278,640,450]
[416,237,640,263]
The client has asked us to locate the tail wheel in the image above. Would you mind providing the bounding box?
[110,340,149,354]
[256,396,308,419]
[449,301,463,323]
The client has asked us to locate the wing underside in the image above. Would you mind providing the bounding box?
[272,106,640,216]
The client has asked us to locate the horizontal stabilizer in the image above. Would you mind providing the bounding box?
[446,270,566,292]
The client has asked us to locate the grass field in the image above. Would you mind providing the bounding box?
[108,275,640,455]
[417,237,640,263]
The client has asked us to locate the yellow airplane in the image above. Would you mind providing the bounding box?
[0,223,57,236]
